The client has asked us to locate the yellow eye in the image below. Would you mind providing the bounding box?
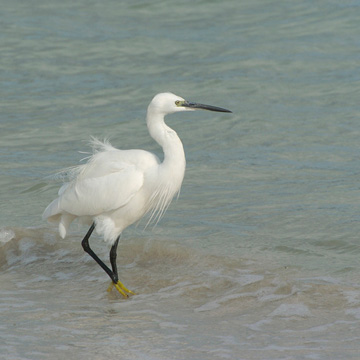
[175,100,181,106]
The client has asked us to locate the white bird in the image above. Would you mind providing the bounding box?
[43,92,231,297]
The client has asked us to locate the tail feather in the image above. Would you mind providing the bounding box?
[59,214,76,238]
[42,198,60,221]
[43,198,76,238]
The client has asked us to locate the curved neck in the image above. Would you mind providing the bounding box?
[146,109,186,173]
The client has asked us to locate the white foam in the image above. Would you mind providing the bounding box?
[236,274,264,286]
[345,308,360,319]
[0,228,15,244]
[343,290,360,306]
[270,303,312,318]
[195,293,244,312]
[246,318,273,331]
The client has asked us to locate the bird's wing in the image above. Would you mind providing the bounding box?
[57,163,144,217]
[43,145,160,220]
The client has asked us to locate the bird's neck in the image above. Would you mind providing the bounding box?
[146,111,186,177]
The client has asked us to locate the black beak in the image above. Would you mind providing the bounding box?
[182,101,232,113]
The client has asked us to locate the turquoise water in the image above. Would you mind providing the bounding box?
[1,1,360,359]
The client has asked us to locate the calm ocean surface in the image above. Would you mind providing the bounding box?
[1,0,360,359]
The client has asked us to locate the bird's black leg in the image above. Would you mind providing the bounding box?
[81,223,134,297]
[81,222,117,283]
[109,236,120,283]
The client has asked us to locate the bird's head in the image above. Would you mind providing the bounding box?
[148,92,232,116]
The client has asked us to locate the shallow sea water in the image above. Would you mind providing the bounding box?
[1,0,360,359]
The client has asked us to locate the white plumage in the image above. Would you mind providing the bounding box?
[43,94,187,244]
[42,92,231,297]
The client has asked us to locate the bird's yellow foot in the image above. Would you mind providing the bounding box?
[107,281,136,298]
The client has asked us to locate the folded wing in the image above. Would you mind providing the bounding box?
[43,155,145,220]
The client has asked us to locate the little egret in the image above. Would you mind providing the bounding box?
[43,92,231,297]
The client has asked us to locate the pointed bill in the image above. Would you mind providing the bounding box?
[181,101,232,113]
